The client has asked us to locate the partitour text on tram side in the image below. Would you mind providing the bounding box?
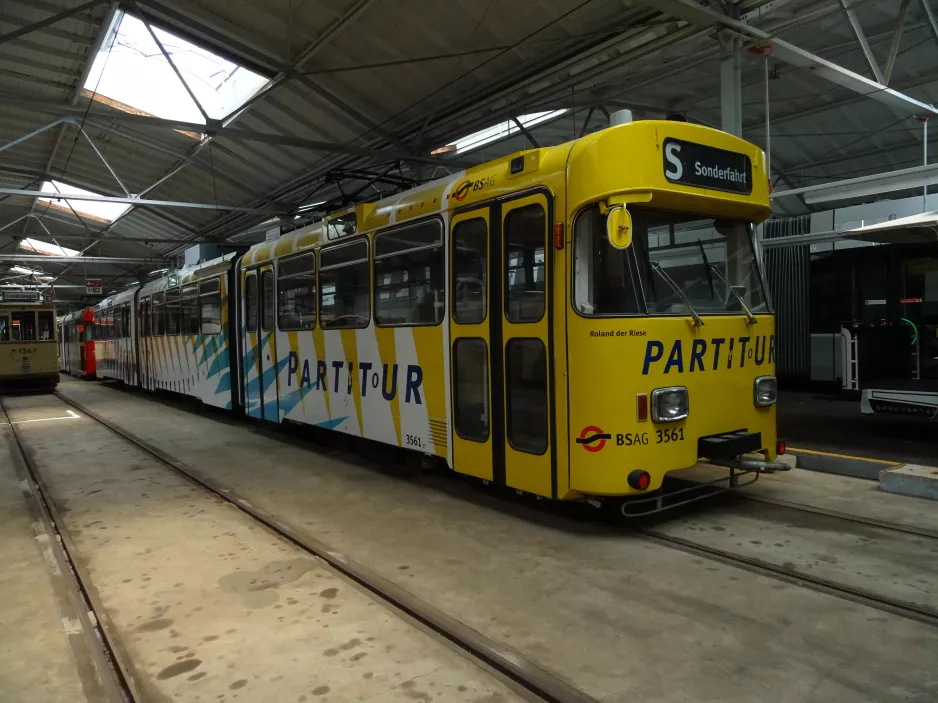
[284,352,425,404]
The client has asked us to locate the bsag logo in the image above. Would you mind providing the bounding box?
[576,425,611,452]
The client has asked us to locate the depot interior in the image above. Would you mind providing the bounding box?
[2,0,938,423]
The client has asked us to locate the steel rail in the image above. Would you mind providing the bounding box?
[0,395,134,703]
[737,494,938,541]
[641,528,938,629]
[53,391,600,703]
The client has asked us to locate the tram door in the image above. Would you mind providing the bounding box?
[242,267,280,421]
[450,194,554,497]
[450,208,494,481]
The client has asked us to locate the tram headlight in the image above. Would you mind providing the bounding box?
[651,386,688,423]
[754,376,777,407]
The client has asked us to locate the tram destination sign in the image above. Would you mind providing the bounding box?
[1,290,40,303]
[663,138,753,195]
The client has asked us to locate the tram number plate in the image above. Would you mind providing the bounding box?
[663,138,753,195]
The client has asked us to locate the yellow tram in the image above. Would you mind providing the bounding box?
[236,117,782,512]
[0,289,59,391]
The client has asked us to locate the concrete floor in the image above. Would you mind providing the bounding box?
[52,379,938,703]
[0,409,101,702]
[2,391,522,703]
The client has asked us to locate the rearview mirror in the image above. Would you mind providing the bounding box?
[606,206,633,249]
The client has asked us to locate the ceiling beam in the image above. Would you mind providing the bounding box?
[0,254,170,264]
[0,188,288,214]
[924,0,938,46]
[837,0,885,83]
[884,0,912,86]
[0,0,106,45]
[0,96,471,166]
[637,0,938,118]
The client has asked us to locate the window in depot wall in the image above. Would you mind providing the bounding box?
[35,180,130,224]
[83,10,270,127]
[432,109,569,155]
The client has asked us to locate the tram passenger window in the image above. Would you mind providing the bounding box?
[319,239,370,329]
[123,305,131,338]
[245,274,258,332]
[505,338,548,454]
[152,292,166,336]
[504,205,546,323]
[261,270,274,331]
[166,287,181,335]
[181,285,199,335]
[573,205,641,315]
[140,300,150,337]
[199,279,222,335]
[453,218,487,324]
[453,338,489,442]
[278,253,316,330]
[12,311,37,341]
[0,314,8,341]
[374,221,443,326]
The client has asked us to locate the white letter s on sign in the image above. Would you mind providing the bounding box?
[664,142,683,181]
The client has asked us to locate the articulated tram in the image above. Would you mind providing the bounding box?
[80,118,784,511]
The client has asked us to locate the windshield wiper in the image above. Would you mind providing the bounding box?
[709,264,757,325]
[650,262,704,326]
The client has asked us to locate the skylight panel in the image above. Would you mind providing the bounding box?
[83,11,269,126]
[19,238,80,258]
[434,109,570,155]
[37,180,130,223]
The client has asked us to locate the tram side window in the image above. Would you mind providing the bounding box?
[573,205,641,315]
[199,279,222,335]
[261,270,274,331]
[152,292,166,336]
[504,204,546,323]
[319,239,370,329]
[123,304,131,339]
[505,338,548,455]
[38,311,54,340]
[12,311,37,341]
[0,314,8,341]
[181,285,199,334]
[141,299,152,337]
[374,220,444,326]
[277,253,316,330]
[245,274,258,332]
[453,338,489,442]
[453,218,487,324]
[166,287,181,335]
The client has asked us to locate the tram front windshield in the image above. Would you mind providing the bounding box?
[573,206,769,317]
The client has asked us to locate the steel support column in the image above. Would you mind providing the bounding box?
[720,33,742,136]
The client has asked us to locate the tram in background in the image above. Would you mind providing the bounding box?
[60,307,96,379]
[0,289,59,391]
